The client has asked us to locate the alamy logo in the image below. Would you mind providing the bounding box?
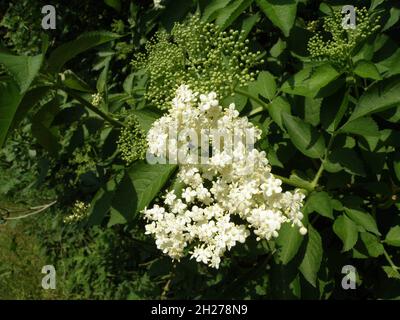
[342,5,356,29]
[341,265,357,290]
[41,265,56,289]
[41,5,56,30]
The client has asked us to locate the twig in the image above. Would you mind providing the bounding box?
[383,247,400,278]
[4,201,57,220]
[61,87,125,128]
[234,88,271,116]
[161,264,176,300]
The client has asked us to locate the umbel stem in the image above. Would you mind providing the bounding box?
[61,87,125,128]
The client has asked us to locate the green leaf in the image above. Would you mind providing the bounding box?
[62,70,93,92]
[349,76,400,121]
[376,48,400,76]
[269,263,301,299]
[360,232,384,257]
[353,60,382,80]
[320,88,349,133]
[0,80,23,148]
[256,0,297,37]
[275,222,304,265]
[31,98,62,155]
[333,214,358,252]
[241,12,261,39]
[328,148,366,176]
[370,0,385,10]
[269,96,290,130]
[305,192,334,219]
[123,73,135,94]
[393,156,400,181]
[109,172,136,225]
[104,0,121,12]
[339,117,380,137]
[87,178,118,226]
[382,266,400,280]
[304,97,321,127]
[126,161,177,215]
[383,7,400,32]
[202,0,233,22]
[215,0,254,31]
[385,226,400,247]
[345,208,381,236]
[254,71,276,101]
[282,113,325,159]
[0,53,43,93]
[47,32,120,73]
[270,38,286,58]
[10,86,51,131]
[97,57,111,93]
[281,64,340,98]
[132,109,163,132]
[299,225,323,287]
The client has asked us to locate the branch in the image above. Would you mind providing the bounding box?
[4,201,57,220]
[234,88,270,116]
[61,87,125,128]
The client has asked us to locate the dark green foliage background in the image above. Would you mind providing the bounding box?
[0,0,400,299]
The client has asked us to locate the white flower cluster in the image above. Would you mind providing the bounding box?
[143,85,307,268]
[64,201,89,224]
[91,93,103,107]
[153,0,164,10]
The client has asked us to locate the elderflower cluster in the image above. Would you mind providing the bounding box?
[91,93,103,107]
[117,114,147,165]
[132,15,262,110]
[153,0,164,10]
[308,7,380,69]
[64,201,89,224]
[143,85,307,269]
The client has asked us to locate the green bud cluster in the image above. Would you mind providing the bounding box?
[117,114,147,165]
[111,19,125,34]
[132,15,262,109]
[307,7,380,69]
[69,144,97,177]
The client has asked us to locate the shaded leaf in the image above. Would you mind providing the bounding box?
[282,113,325,159]
[87,178,118,226]
[215,0,253,31]
[0,53,43,93]
[328,148,366,176]
[47,32,120,73]
[0,80,23,148]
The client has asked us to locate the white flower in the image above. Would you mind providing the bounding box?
[91,93,102,106]
[261,177,283,197]
[182,187,197,203]
[143,85,307,269]
[164,191,177,206]
[153,0,164,10]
